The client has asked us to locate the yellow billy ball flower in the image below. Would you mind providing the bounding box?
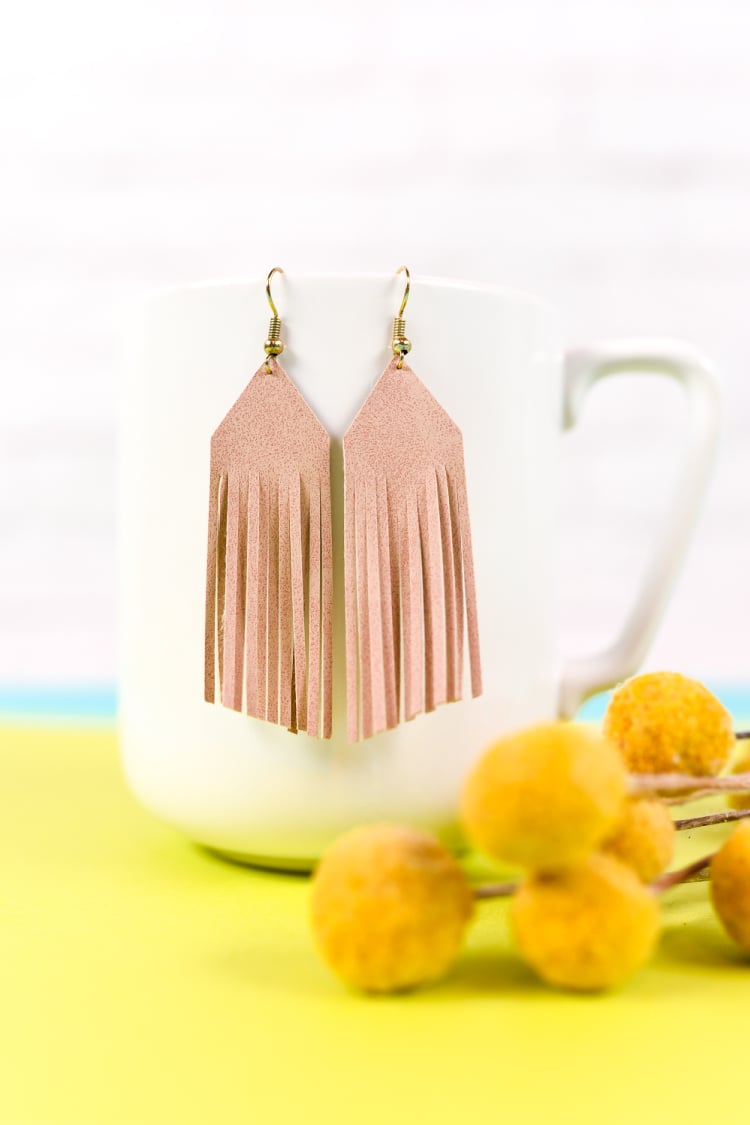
[511,853,660,991]
[602,797,675,883]
[310,824,474,994]
[460,722,627,870]
[604,671,734,777]
[711,821,750,950]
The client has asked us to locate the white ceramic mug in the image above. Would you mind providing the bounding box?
[119,274,720,868]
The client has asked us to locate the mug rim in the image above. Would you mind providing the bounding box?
[135,271,561,323]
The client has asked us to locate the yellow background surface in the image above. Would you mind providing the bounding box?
[2,725,749,1125]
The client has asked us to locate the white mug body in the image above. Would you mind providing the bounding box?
[118,274,715,868]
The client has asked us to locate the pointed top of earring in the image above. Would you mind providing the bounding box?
[392,266,412,368]
[264,267,285,372]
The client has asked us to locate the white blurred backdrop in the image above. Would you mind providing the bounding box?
[2,0,749,694]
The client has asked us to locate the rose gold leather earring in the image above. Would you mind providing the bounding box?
[204,268,333,738]
[342,267,482,742]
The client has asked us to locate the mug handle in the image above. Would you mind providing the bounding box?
[558,338,721,717]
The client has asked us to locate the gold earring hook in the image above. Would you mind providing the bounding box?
[396,265,410,317]
[264,267,285,373]
[266,266,284,318]
[392,266,412,368]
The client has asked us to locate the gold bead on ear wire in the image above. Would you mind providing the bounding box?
[264,266,285,372]
[391,265,412,368]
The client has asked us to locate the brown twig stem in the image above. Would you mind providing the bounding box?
[675,807,750,831]
[473,881,518,901]
[475,853,716,901]
[630,771,750,797]
[651,853,714,893]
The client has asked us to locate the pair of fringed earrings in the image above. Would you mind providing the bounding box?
[205,268,482,741]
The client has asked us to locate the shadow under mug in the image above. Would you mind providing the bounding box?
[118,274,720,869]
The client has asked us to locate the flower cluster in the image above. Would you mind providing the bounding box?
[309,672,750,994]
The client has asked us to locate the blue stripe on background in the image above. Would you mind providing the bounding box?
[0,686,118,719]
[0,683,748,722]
